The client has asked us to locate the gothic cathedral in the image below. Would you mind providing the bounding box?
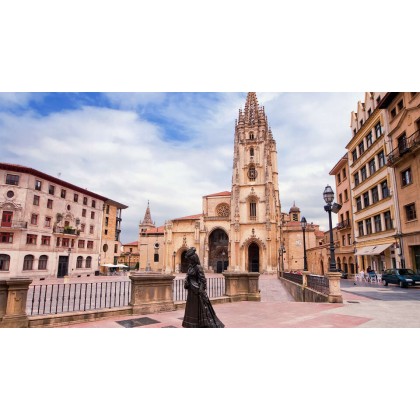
[137,93,283,274]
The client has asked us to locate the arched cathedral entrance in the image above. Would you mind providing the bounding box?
[248,243,260,273]
[208,229,228,273]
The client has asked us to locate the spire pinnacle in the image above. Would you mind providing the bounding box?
[141,201,154,226]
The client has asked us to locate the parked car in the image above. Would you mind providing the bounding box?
[382,269,420,287]
[337,269,348,279]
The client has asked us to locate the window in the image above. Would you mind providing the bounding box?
[82,209,87,217]
[35,180,42,191]
[87,241,94,249]
[384,211,393,230]
[401,168,412,186]
[358,141,365,155]
[352,149,357,163]
[249,132,254,140]
[378,150,385,168]
[47,199,53,209]
[360,119,363,127]
[83,197,88,205]
[90,211,95,219]
[104,229,108,235]
[339,193,343,205]
[92,200,96,208]
[374,214,382,232]
[86,256,92,268]
[33,195,40,206]
[26,234,37,245]
[354,173,360,187]
[105,217,109,227]
[347,233,352,245]
[61,189,66,198]
[371,186,379,203]
[356,196,362,211]
[23,255,34,270]
[337,173,341,184]
[375,122,382,138]
[361,166,367,181]
[56,237,61,247]
[358,221,364,237]
[398,133,407,154]
[342,235,346,246]
[6,190,14,198]
[381,180,389,198]
[38,255,48,270]
[154,253,159,262]
[249,201,257,220]
[368,158,376,175]
[31,214,38,225]
[397,100,404,111]
[1,232,13,243]
[342,167,346,179]
[366,132,373,148]
[6,174,19,185]
[78,240,85,248]
[80,223,85,233]
[0,254,10,271]
[405,203,417,221]
[89,225,94,234]
[344,189,348,201]
[366,218,372,235]
[248,165,257,181]
[391,108,397,118]
[45,217,52,227]
[114,244,118,253]
[49,185,55,195]
[41,236,50,246]
[62,238,70,247]
[106,205,110,214]
[76,256,83,269]
[363,192,370,208]
[74,193,78,202]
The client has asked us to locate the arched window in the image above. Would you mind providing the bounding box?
[76,256,83,269]
[249,132,254,140]
[249,200,257,220]
[23,255,34,270]
[0,254,10,271]
[250,147,254,157]
[38,255,48,270]
[86,256,92,268]
[248,165,257,181]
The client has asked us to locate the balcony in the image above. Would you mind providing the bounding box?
[53,226,79,235]
[336,219,350,230]
[387,129,420,166]
[0,220,28,229]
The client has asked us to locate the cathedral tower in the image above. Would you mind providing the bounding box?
[230,93,282,273]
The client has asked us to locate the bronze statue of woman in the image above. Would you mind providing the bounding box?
[182,247,225,328]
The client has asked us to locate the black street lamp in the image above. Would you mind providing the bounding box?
[323,185,341,272]
[221,250,226,273]
[300,217,308,271]
[173,251,176,273]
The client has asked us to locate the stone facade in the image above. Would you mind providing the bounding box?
[0,163,127,280]
[379,92,420,271]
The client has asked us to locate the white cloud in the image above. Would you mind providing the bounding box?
[0,92,365,240]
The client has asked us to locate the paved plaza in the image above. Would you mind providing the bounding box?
[58,274,420,328]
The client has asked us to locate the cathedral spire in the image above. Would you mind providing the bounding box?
[141,200,155,227]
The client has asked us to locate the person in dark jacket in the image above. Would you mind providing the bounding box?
[182,247,224,328]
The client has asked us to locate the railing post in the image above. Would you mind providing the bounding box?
[327,272,343,303]
[302,271,309,288]
[223,272,260,302]
[0,277,33,328]
[129,272,176,315]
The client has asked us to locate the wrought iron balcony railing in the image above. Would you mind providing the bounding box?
[53,226,79,235]
[387,129,420,166]
[336,219,350,230]
[0,220,28,229]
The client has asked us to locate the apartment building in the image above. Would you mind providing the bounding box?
[346,93,401,273]
[379,92,420,271]
[0,163,127,280]
[329,154,356,276]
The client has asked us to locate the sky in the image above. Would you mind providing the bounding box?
[0,91,364,243]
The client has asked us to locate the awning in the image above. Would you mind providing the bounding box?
[355,243,392,256]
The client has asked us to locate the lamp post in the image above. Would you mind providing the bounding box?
[128,252,132,271]
[172,251,176,273]
[323,185,339,272]
[300,217,308,271]
[221,250,226,273]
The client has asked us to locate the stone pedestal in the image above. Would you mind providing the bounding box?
[327,272,343,303]
[129,272,176,315]
[0,277,32,328]
[223,272,261,302]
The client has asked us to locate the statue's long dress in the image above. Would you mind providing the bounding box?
[182,264,225,328]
